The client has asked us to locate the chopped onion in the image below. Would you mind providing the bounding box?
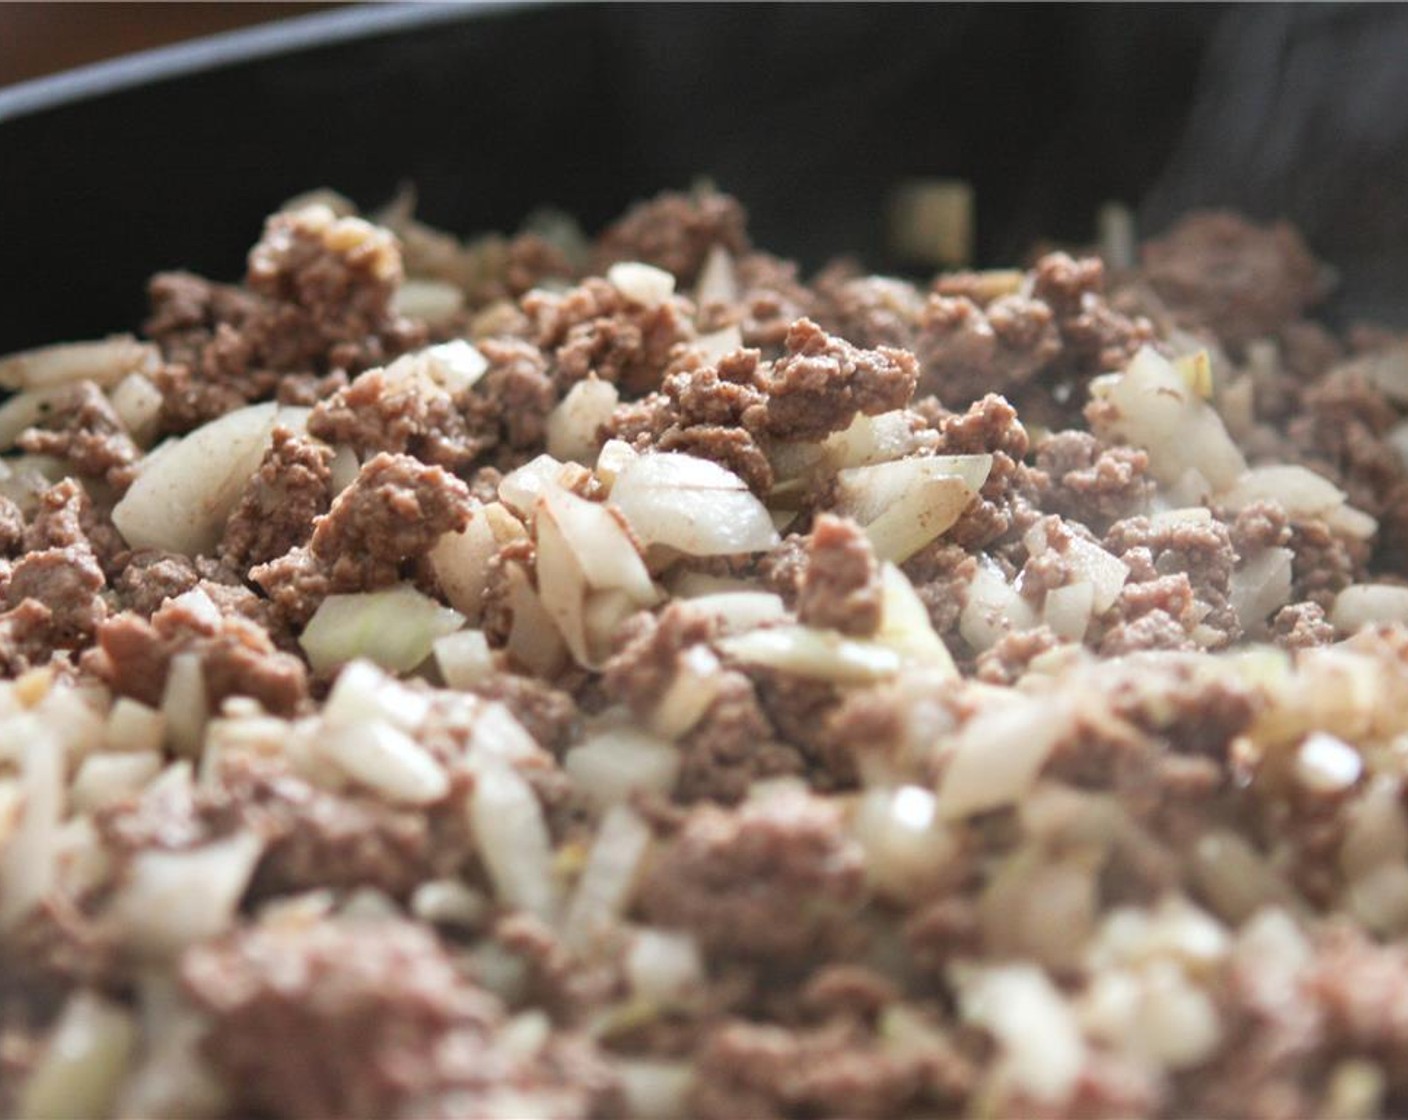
[1189,830,1295,925]
[594,438,639,490]
[541,487,657,605]
[534,495,591,663]
[0,334,157,391]
[563,803,652,950]
[434,629,496,690]
[1346,862,1408,937]
[648,645,723,739]
[393,278,465,325]
[502,560,568,677]
[960,558,1038,652]
[324,658,430,732]
[888,178,974,268]
[109,372,164,446]
[611,452,779,555]
[823,410,932,471]
[835,455,991,562]
[935,697,1074,820]
[1092,346,1246,490]
[1042,581,1095,641]
[958,963,1085,1106]
[468,763,559,920]
[321,721,449,805]
[565,727,681,807]
[679,590,789,635]
[718,625,903,684]
[1341,776,1408,879]
[981,851,1097,970]
[615,1060,694,1120]
[1220,464,1346,518]
[853,785,961,902]
[1331,583,1408,635]
[71,751,162,812]
[0,725,63,930]
[428,509,499,622]
[113,401,306,555]
[109,830,264,956]
[1231,547,1294,632]
[0,386,68,450]
[467,701,541,768]
[693,324,743,363]
[19,992,138,1120]
[299,584,464,675]
[499,453,569,517]
[876,563,957,674]
[547,377,619,464]
[626,929,705,1003]
[411,879,489,929]
[159,651,208,757]
[1294,731,1362,795]
[695,244,739,306]
[608,261,676,307]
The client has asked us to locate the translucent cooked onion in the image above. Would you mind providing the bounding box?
[547,377,620,464]
[113,401,308,555]
[71,751,163,813]
[434,629,496,690]
[467,763,559,921]
[960,557,1038,653]
[615,1060,694,1120]
[876,563,958,674]
[564,726,681,806]
[0,725,64,930]
[562,803,653,950]
[674,590,788,635]
[836,454,990,523]
[626,929,705,1004]
[299,584,464,675]
[608,261,677,307]
[393,278,465,325]
[109,372,164,447]
[1231,547,1295,632]
[18,992,138,1120]
[823,410,933,471]
[853,785,961,902]
[428,505,508,623]
[1331,584,1408,635]
[0,334,158,391]
[1220,464,1347,517]
[936,697,1074,820]
[1042,581,1095,641]
[718,625,903,684]
[610,452,779,555]
[321,721,450,806]
[695,244,739,306]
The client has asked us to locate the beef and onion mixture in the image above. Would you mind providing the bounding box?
[6,187,1408,1120]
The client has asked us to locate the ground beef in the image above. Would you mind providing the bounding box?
[602,602,719,717]
[639,789,866,962]
[913,293,1061,406]
[2,545,106,649]
[1030,251,1155,376]
[16,381,141,491]
[593,189,750,284]
[462,672,580,756]
[94,590,307,715]
[1272,600,1337,651]
[220,426,333,569]
[181,918,618,1120]
[1035,429,1153,530]
[930,394,1043,553]
[1104,513,1240,646]
[252,452,471,625]
[795,515,883,637]
[0,497,24,557]
[114,550,200,616]
[23,479,124,576]
[469,337,559,453]
[749,318,918,442]
[975,625,1063,684]
[1141,210,1323,349]
[1288,518,1367,610]
[727,251,822,352]
[817,273,925,351]
[1228,500,1293,557]
[902,541,977,639]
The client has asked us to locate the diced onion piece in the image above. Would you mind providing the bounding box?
[1220,464,1347,518]
[1294,732,1362,795]
[0,387,67,450]
[608,261,676,307]
[499,453,568,517]
[563,803,652,950]
[1097,201,1136,271]
[584,589,641,661]
[412,880,489,929]
[1331,584,1408,635]
[299,584,464,675]
[71,752,162,812]
[682,590,789,635]
[1092,346,1246,490]
[1174,349,1214,400]
[695,244,739,306]
[1349,344,1408,404]
[959,963,1086,1106]
[611,452,779,555]
[541,487,657,605]
[329,444,360,494]
[694,325,743,364]
[468,763,559,921]
[1190,830,1295,925]
[888,178,974,267]
[594,438,639,490]
[1042,581,1095,641]
[422,339,490,393]
[434,629,495,690]
[1231,547,1294,632]
[113,401,306,554]
[876,563,957,674]
[322,721,449,805]
[1341,777,1408,879]
[1326,504,1379,541]
[837,456,990,563]
[0,335,157,391]
[393,278,465,325]
[616,1060,695,1120]
[960,558,1038,653]
[428,509,499,622]
[853,785,961,902]
[548,378,620,464]
[936,698,1074,820]
[1346,862,1408,937]
[648,644,723,739]
[467,701,541,768]
[502,561,568,677]
[823,410,930,470]
[626,929,705,1003]
[109,372,164,446]
[565,727,681,807]
[718,625,903,684]
[109,830,264,956]
[323,658,431,732]
[0,725,63,930]
[982,852,1097,970]
[18,992,138,1120]
[535,498,591,663]
[160,652,208,757]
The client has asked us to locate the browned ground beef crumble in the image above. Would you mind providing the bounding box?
[5,189,1408,1119]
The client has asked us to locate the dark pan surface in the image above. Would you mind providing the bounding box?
[3,3,1407,352]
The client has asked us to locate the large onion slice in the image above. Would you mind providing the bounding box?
[1331,584,1408,635]
[611,452,779,555]
[936,697,1074,820]
[0,335,158,391]
[835,455,991,563]
[718,625,903,684]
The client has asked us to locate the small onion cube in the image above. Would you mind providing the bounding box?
[299,584,464,675]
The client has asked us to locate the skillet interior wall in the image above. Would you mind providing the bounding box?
[3,3,1406,352]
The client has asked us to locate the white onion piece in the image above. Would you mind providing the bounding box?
[1331,584,1408,635]
[412,879,489,929]
[393,279,465,325]
[695,244,739,306]
[0,387,67,450]
[1042,581,1095,641]
[608,261,676,307]
[959,963,1086,1106]
[1092,346,1246,490]
[594,438,639,490]
[160,652,208,757]
[1231,547,1294,632]
[71,752,163,812]
[562,803,652,950]
[1341,776,1408,879]
[693,325,744,364]
[535,498,591,663]
[113,401,307,554]
[0,724,63,930]
[853,785,961,902]
[611,452,778,555]
[322,721,449,805]
[0,335,157,391]
[1350,344,1408,404]
[960,558,1038,652]
[823,410,930,470]
[428,510,499,622]
[109,830,264,956]
[499,453,568,517]
[648,645,723,739]
[1220,464,1347,518]
[876,563,957,675]
[565,727,681,807]
[542,487,656,605]
[1326,504,1379,541]
[324,658,430,732]
[300,584,463,675]
[615,1060,695,1120]
[836,454,991,524]
[467,702,541,768]
[547,378,619,464]
[718,625,903,684]
[468,763,559,921]
[680,590,789,635]
[626,929,705,1003]
[502,561,568,677]
[434,629,496,690]
[19,992,138,1120]
[109,372,164,446]
[1294,732,1363,795]
[936,697,1074,820]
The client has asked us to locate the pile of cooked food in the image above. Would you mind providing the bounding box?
[5,185,1408,1120]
